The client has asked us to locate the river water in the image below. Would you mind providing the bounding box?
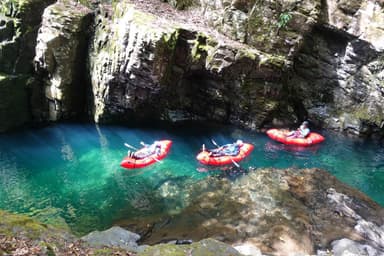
[0,123,383,234]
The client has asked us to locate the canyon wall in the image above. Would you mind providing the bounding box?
[0,0,383,137]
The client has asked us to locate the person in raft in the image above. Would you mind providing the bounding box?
[286,121,310,138]
[208,140,244,157]
[128,141,161,159]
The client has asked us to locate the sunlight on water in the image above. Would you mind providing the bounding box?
[0,123,383,234]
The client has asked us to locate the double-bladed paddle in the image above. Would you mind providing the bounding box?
[124,142,162,163]
[211,139,240,167]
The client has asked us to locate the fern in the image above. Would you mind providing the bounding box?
[277,12,292,29]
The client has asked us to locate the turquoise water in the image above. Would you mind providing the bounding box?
[0,123,383,234]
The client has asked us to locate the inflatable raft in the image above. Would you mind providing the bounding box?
[120,140,172,169]
[266,128,325,146]
[196,143,254,166]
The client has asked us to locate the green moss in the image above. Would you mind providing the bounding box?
[259,53,288,69]
[0,210,48,238]
[93,248,122,255]
[140,244,187,255]
[352,106,384,126]
[162,29,179,51]
[139,238,241,256]
[154,29,180,85]
[0,0,17,16]
[236,48,260,61]
[191,33,215,62]
[247,9,276,51]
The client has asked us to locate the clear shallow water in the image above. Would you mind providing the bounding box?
[0,123,383,235]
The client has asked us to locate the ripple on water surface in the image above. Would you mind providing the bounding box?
[0,123,383,234]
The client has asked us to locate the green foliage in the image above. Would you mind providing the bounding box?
[277,12,292,29]
[191,33,214,62]
[0,0,18,17]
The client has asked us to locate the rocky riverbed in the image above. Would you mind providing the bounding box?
[114,167,384,255]
[1,167,383,255]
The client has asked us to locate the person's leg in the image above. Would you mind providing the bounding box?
[286,131,294,137]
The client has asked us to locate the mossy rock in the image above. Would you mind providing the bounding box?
[0,210,47,238]
[259,53,290,71]
[191,32,216,62]
[138,238,242,256]
[351,105,384,127]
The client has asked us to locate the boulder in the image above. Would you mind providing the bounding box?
[81,226,146,252]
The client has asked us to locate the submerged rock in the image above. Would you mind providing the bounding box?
[116,168,384,255]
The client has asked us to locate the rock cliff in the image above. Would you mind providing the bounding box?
[0,0,384,135]
[88,1,290,127]
[34,0,93,121]
[0,0,54,131]
[289,0,384,136]
[87,0,384,136]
